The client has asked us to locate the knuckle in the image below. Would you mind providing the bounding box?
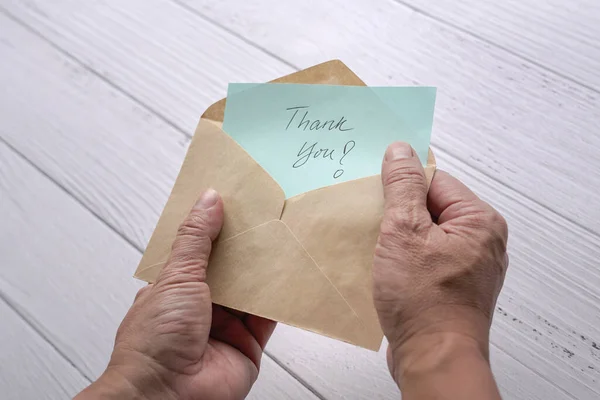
[133,285,152,302]
[463,207,507,247]
[479,210,508,249]
[492,210,509,239]
[169,236,211,265]
[383,208,431,236]
[464,208,489,230]
[477,203,508,236]
[159,263,208,284]
[383,163,425,189]
[177,212,210,238]
[466,225,507,280]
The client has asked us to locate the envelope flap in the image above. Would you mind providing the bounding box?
[279,151,436,346]
[135,59,436,350]
[207,219,382,350]
[280,175,383,333]
[134,119,284,282]
[202,60,365,123]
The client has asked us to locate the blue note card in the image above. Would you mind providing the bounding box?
[223,83,436,198]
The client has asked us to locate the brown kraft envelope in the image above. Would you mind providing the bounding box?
[135,60,436,351]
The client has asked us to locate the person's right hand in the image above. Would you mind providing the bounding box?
[373,142,508,399]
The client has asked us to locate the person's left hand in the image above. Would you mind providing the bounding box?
[76,189,276,400]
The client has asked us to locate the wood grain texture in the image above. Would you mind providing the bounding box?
[0,6,189,249]
[1,0,294,133]
[176,0,600,236]
[396,0,600,92]
[0,0,291,247]
[0,142,319,400]
[0,297,88,400]
[268,328,580,400]
[441,147,600,398]
[5,0,599,234]
[1,1,599,399]
[266,146,600,400]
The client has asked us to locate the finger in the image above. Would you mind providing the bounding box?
[211,305,263,369]
[427,170,481,224]
[158,189,224,283]
[222,306,247,319]
[381,142,431,232]
[428,171,508,241]
[244,315,277,350]
[220,307,276,350]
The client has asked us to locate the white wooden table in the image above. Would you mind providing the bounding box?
[1,1,599,398]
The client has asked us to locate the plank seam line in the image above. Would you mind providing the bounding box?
[170,0,300,71]
[431,144,600,238]
[494,318,597,398]
[0,6,190,144]
[159,1,599,239]
[1,4,596,242]
[173,0,600,97]
[391,0,600,95]
[168,1,600,236]
[1,115,587,400]
[0,136,144,255]
[263,350,328,400]
[490,341,579,400]
[0,6,595,397]
[0,137,324,399]
[0,286,93,384]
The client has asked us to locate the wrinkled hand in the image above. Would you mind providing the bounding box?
[77,190,276,400]
[373,142,508,387]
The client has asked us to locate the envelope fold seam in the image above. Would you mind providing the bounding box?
[220,219,278,243]
[278,219,364,326]
[135,259,167,278]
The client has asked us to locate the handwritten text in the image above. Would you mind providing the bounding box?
[286,106,354,132]
[293,140,356,179]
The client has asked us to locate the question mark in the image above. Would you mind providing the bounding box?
[339,140,356,165]
[333,140,356,179]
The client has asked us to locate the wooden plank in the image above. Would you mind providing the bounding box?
[395,0,600,92]
[0,291,88,399]
[268,329,579,400]
[0,6,189,249]
[266,147,600,400]
[1,0,294,133]
[0,141,319,400]
[0,0,292,248]
[442,148,600,397]
[4,0,599,231]
[171,0,600,236]
[0,3,598,399]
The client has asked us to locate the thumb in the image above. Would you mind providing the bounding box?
[381,142,431,233]
[157,189,224,284]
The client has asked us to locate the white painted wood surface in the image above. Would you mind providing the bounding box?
[0,0,293,247]
[0,0,599,399]
[397,0,600,92]
[0,297,87,400]
[0,141,318,400]
[6,0,599,236]
[180,0,600,235]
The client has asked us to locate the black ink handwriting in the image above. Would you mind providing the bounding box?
[286,106,354,132]
[292,140,357,179]
[293,141,335,169]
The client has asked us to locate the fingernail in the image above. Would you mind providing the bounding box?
[194,188,219,210]
[388,142,413,160]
